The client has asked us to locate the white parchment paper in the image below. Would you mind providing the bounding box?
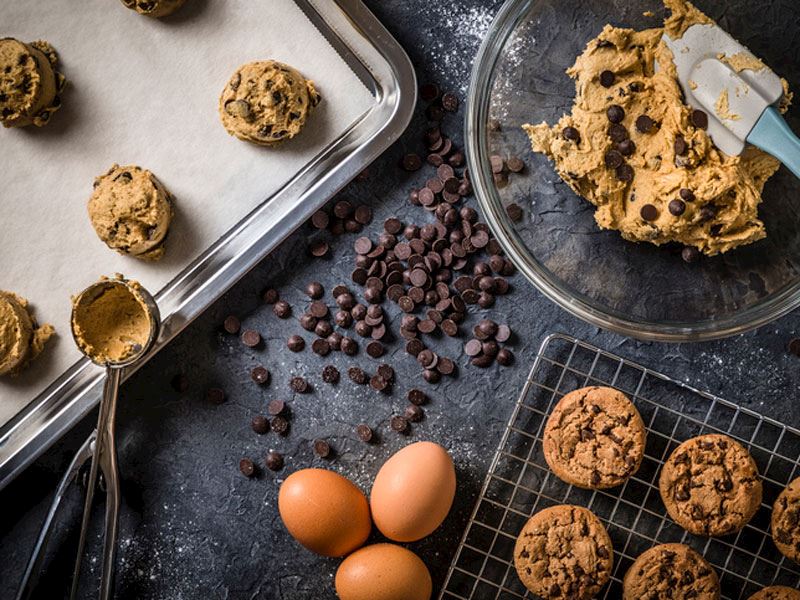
[0,0,373,424]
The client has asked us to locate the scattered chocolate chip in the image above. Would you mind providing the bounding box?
[251,366,270,385]
[497,348,514,366]
[239,458,255,477]
[420,83,440,102]
[306,281,324,299]
[265,451,284,471]
[356,424,373,442]
[405,404,424,423]
[691,109,708,130]
[310,210,329,230]
[506,203,523,222]
[270,416,289,435]
[441,92,459,112]
[311,338,331,356]
[668,199,686,216]
[207,387,226,404]
[313,439,331,458]
[506,156,525,173]
[465,339,482,357]
[408,389,428,406]
[390,415,409,433]
[223,315,241,334]
[788,338,800,357]
[241,330,261,348]
[366,341,385,358]
[402,153,422,171]
[290,377,310,393]
[354,205,373,225]
[562,126,580,143]
[377,363,395,382]
[640,204,658,221]
[369,374,389,391]
[606,105,625,123]
[287,335,305,352]
[599,70,615,87]
[348,366,368,384]
[423,369,441,383]
[309,240,329,257]
[251,415,269,434]
[635,114,654,133]
[322,365,340,384]
[341,336,358,355]
[273,301,291,319]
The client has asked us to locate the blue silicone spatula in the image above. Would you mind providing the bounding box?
[661,22,800,177]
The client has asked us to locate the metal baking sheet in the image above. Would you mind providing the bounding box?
[0,0,416,489]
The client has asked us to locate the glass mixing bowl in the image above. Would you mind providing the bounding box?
[466,0,800,341]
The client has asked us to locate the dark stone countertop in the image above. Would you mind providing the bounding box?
[3,1,800,598]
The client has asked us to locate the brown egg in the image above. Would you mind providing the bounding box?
[278,468,371,557]
[370,441,456,542]
[335,543,432,600]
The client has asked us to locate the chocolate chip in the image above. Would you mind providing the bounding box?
[390,415,409,433]
[599,70,615,87]
[270,416,289,435]
[251,415,269,434]
[507,156,524,173]
[309,301,328,319]
[679,188,695,202]
[348,366,368,384]
[506,203,523,222]
[354,236,372,255]
[265,451,284,471]
[287,335,305,352]
[402,153,422,171]
[674,135,688,156]
[497,348,514,366]
[377,364,395,382]
[691,109,708,129]
[615,164,634,182]
[408,389,428,406]
[207,387,226,404]
[405,404,424,423]
[223,315,241,334]
[239,458,255,477]
[617,139,635,156]
[251,366,270,385]
[306,281,324,299]
[604,150,623,169]
[273,300,291,318]
[262,289,278,304]
[311,339,331,356]
[341,336,358,355]
[640,204,658,221]
[267,399,286,416]
[405,339,424,356]
[608,123,629,143]
[310,210,329,230]
[420,83,440,102]
[464,339,482,356]
[308,240,329,257]
[366,341,385,358]
[290,377,309,393]
[441,92,459,112]
[241,330,261,347]
[354,205,372,225]
[788,338,800,357]
[300,313,317,331]
[668,199,686,216]
[322,365,340,383]
[635,114,654,133]
[313,439,331,458]
[606,105,625,123]
[356,424,374,442]
[699,204,717,222]
[369,375,389,391]
[437,357,456,375]
[562,126,580,143]
[681,246,700,263]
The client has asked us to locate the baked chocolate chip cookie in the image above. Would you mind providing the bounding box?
[543,386,646,489]
[119,0,187,18]
[0,38,66,128]
[622,543,720,600]
[88,164,174,261]
[748,587,800,600]
[219,60,321,146]
[659,434,762,536]
[514,505,613,599]
[772,476,800,563]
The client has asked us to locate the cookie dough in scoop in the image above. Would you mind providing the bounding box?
[0,291,54,376]
[88,164,174,261]
[219,60,321,146]
[71,277,154,365]
[119,0,187,18]
[523,0,791,256]
[0,38,66,128]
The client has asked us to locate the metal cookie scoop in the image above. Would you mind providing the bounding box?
[17,277,159,600]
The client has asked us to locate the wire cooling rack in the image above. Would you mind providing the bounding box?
[440,333,800,600]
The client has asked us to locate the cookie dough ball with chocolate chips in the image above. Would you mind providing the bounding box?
[119,0,187,18]
[219,60,321,146]
[0,291,54,376]
[659,433,762,536]
[0,38,66,128]
[543,386,646,489]
[88,164,174,261]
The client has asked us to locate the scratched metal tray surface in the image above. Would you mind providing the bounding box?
[0,0,415,490]
[440,333,800,599]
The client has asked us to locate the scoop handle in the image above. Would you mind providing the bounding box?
[747,106,800,179]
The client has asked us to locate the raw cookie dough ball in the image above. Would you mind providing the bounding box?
[622,543,720,600]
[659,433,762,536]
[514,505,613,599]
[0,291,54,376]
[88,164,174,261]
[543,386,646,489]
[219,60,321,146]
[0,38,66,128]
[119,0,187,18]
[771,476,800,563]
[748,588,800,600]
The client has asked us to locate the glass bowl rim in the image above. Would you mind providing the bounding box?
[465,0,800,342]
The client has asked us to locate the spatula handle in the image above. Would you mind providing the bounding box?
[747,106,800,179]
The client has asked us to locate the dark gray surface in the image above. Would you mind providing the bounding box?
[3,1,800,598]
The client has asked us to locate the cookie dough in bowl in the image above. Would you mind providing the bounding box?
[0,38,66,128]
[0,291,54,376]
[119,0,187,18]
[88,164,174,261]
[523,0,791,257]
[219,60,321,146]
